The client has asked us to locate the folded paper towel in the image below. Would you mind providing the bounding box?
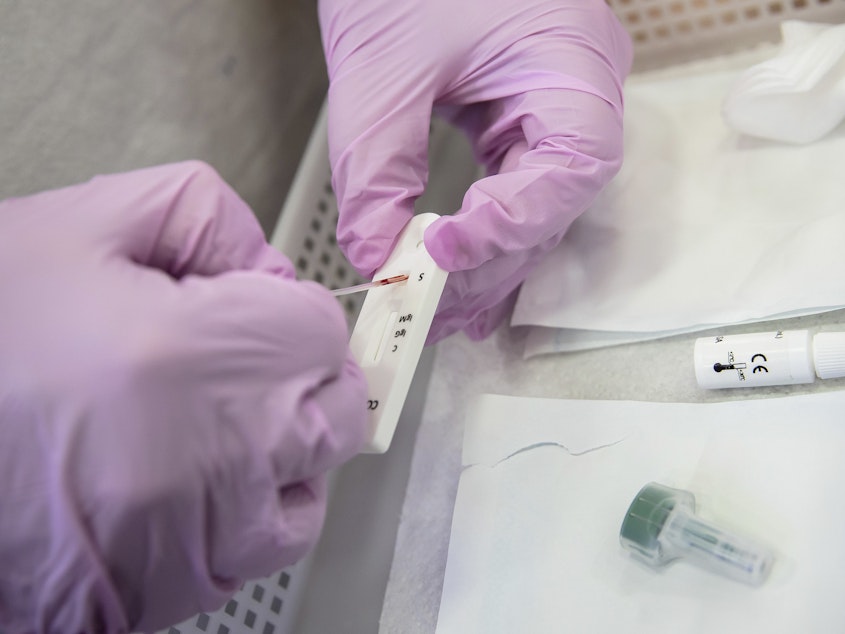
[723,20,845,144]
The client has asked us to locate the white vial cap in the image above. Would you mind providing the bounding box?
[813,333,845,380]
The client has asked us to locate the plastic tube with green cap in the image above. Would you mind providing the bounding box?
[620,482,775,586]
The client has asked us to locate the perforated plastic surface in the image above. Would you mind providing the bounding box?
[269,101,368,327]
[161,570,300,634]
[610,0,845,68]
[157,2,844,633]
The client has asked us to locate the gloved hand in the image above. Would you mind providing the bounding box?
[320,0,633,341]
[0,162,368,633]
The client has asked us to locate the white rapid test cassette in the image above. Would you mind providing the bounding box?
[348,213,448,453]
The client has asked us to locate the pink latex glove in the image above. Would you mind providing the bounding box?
[320,0,633,342]
[0,162,368,633]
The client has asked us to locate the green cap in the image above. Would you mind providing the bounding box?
[620,482,695,564]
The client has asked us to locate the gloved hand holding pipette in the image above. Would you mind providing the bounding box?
[0,162,369,633]
[319,0,633,342]
[1,1,635,629]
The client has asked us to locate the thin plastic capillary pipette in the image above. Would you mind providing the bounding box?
[331,274,409,297]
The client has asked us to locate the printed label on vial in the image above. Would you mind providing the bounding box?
[696,330,814,388]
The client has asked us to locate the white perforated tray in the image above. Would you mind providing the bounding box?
[159,2,844,632]
[612,0,845,69]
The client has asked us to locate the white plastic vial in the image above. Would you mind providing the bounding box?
[694,330,845,389]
